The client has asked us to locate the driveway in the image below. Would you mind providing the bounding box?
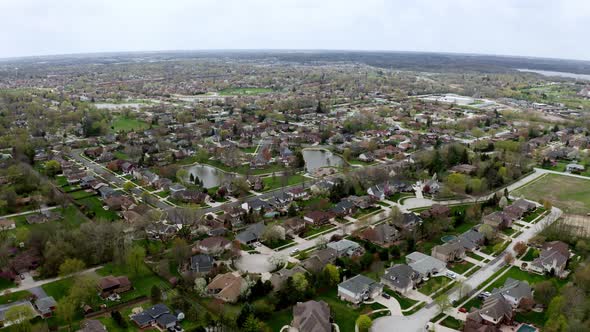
[374,295,402,316]
[235,253,274,273]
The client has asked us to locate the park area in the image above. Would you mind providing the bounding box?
[512,174,590,215]
[111,116,151,133]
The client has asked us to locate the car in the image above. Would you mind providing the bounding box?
[446,272,456,279]
[458,307,467,313]
[19,274,25,280]
[382,293,391,299]
[291,248,300,254]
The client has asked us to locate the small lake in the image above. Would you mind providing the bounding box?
[517,69,590,81]
[186,164,230,189]
[302,149,344,173]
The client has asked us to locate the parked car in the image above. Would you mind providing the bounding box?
[382,293,391,299]
[458,307,467,313]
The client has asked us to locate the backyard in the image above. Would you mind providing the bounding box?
[112,116,151,133]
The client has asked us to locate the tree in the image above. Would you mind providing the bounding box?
[543,199,552,211]
[498,196,508,208]
[69,275,99,307]
[242,314,263,332]
[151,285,162,303]
[59,258,86,276]
[5,304,35,332]
[534,281,557,307]
[262,225,286,244]
[171,238,190,265]
[356,315,373,332]
[292,273,309,292]
[435,294,451,314]
[56,297,76,331]
[126,245,146,276]
[478,224,496,242]
[513,242,527,257]
[123,181,134,191]
[323,264,340,286]
[194,278,207,296]
[504,252,514,265]
[268,254,287,269]
[44,160,61,177]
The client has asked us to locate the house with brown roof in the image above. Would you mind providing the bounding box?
[206,272,245,303]
[195,236,232,255]
[529,241,570,278]
[303,211,334,226]
[291,300,331,332]
[283,217,306,236]
[97,276,132,298]
[359,223,400,247]
[432,241,466,262]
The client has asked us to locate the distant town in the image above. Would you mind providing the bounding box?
[0,51,589,332]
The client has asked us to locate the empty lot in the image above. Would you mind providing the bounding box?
[512,174,590,215]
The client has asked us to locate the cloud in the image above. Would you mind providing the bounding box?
[0,0,588,60]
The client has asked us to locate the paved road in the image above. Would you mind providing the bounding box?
[371,207,562,332]
[0,206,59,220]
[1,265,103,295]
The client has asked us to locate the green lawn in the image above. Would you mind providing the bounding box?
[0,290,31,305]
[302,224,335,239]
[262,238,295,249]
[265,308,292,331]
[112,116,150,133]
[512,174,590,215]
[262,174,306,191]
[522,208,546,223]
[69,189,97,200]
[315,289,379,332]
[418,276,452,296]
[55,175,68,187]
[77,196,120,221]
[113,151,131,161]
[97,263,169,305]
[0,278,15,291]
[218,87,273,95]
[449,261,475,275]
[521,248,540,262]
[440,316,463,330]
[515,310,548,326]
[466,252,485,261]
[484,267,568,292]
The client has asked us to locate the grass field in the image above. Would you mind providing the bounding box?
[383,287,419,309]
[112,116,150,133]
[449,261,475,275]
[512,174,590,214]
[218,87,273,95]
[77,196,120,221]
[262,174,306,191]
[484,266,568,292]
[419,276,452,296]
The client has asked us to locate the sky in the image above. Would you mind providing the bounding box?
[1,0,589,60]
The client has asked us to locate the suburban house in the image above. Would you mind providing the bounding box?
[419,204,450,220]
[326,239,364,257]
[288,187,309,200]
[529,241,570,278]
[304,211,334,226]
[235,222,265,245]
[483,211,515,230]
[130,303,180,330]
[302,248,338,273]
[206,272,245,303]
[270,266,308,291]
[330,199,357,217]
[283,217,307,236]
[241,198,272,212]
[453,229,486,252]
[34,296,57,318]
[338,274,383,305]
[189,254,215,274]
[381,264,421,294]
[394,212,422,230]
[465,294,514,329]
[359,223,400,247]
[195,236,232,255]
[97,276,132,298]
[291,300,331,332]
[431,241,466,262]
[406,251,446,278]
[491,278,533,308]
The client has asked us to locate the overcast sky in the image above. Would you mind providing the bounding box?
[1,0,589,60]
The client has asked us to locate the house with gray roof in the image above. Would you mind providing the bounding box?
[235,222,265,245]
[491,278,533,308]
[189,254,214,274]
[406,251,446,278]
[529,241,570,278]
[338,275,383,304]
[431,241,466,262]
[291,300,331,332]
[326,239,364,257]
[474,294,514,326]
[381,264,421,294]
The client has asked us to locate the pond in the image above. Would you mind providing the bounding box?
[517,69,590,81]
[185,164,231,189]
[302,149,344,173]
